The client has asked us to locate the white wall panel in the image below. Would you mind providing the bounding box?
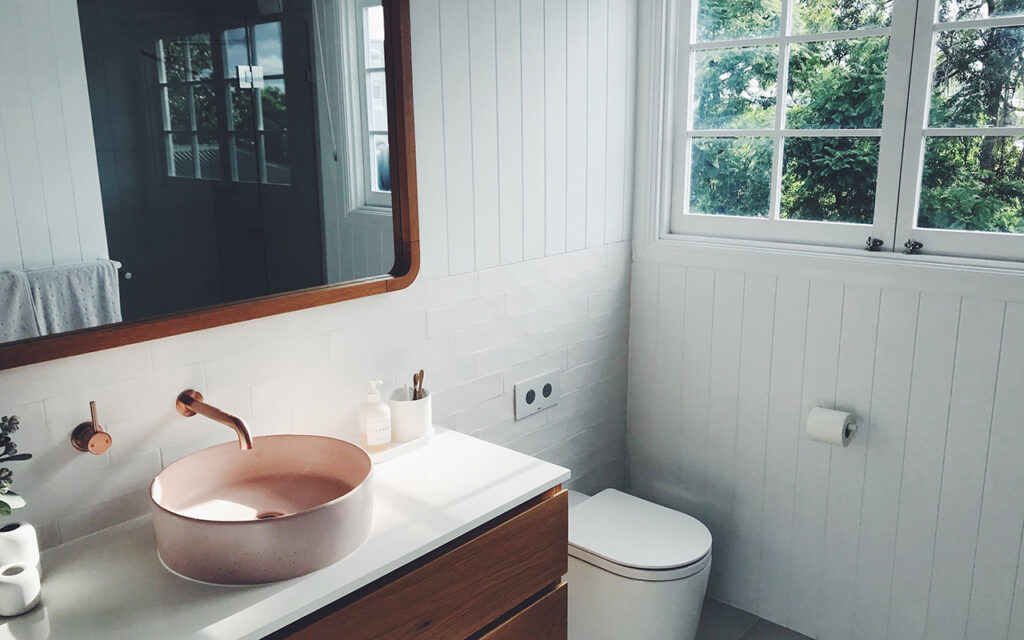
[630,259,1024,639]
[468,0,500,271]
[0,0,106,271]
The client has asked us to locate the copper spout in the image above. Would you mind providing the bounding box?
[176,390,253,450]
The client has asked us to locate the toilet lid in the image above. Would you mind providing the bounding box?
[568,489,712,571]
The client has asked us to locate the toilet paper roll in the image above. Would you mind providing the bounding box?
[0,524,39,577]
[0,564,40,617]
[806,407,856,447]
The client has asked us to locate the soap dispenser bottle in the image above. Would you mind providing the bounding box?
[359,379,392,453]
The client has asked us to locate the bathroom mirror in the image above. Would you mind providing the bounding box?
[0,0,417,370]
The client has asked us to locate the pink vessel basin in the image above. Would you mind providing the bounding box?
[150,435,374,585]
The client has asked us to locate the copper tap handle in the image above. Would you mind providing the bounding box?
[71,401,112,455]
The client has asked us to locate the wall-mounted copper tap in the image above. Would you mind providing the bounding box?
[175,390,253,450]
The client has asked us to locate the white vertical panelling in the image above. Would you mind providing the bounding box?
[439,0,475,275]
[603,0,628,244]
[631,269,1024,639]
[494,0,524,266]
[820,285,879,640]
[50,0,107,262]
[0,0,107,271]
[0,121,21,268]
[585,0,608,248]
[468,0,500,271]
[409,0,448,279]
[648,265,686,506]
[19,0,82,266]
[520,0,546,261]
[0,1,54,269]
[888,292,962,640]
[851,288,919,640]
[544,0,568,256]
[565,0,588,252]
[788,280,844,637]
[967,302,1024,639]
[621,0,637,242]
[679,268,714,515]
[728,273,775,612]
[704,270,744,597]
[925,298,1005,640]
[757,277,808,622]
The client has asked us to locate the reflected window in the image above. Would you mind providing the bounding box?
[157,21,291,186]
[358,1,391,206]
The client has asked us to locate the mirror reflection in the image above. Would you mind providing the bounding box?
[0,0,397,346]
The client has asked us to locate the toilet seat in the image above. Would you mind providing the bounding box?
[568,489,712,582]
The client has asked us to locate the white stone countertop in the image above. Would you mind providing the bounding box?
[3,430,569,639]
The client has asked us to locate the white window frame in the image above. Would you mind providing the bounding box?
[354,0,391,209]
[645,0,1024,263]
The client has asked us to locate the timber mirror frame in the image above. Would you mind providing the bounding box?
[0,0,418,372]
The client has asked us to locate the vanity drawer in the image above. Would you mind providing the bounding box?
[477,582,567,640]
[281,488,568,640]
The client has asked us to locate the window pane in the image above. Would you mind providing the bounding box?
[254,22,284,76]
[234,135,259,183]
[689,137,772,217]
[371,133,391,192]
[261,79,287,131]
[162,39,187,83]
[188,34,214,80]
[919,136,1024,233]
[781,136,879,223]
[929,27,1024,128]
[167,86,192,130]
[224,27,249,78]
[231,86,255,131]
[695,0,781,42]
[169,133,194,177]
[787,37,888,129]
[366,70,389,131]
[939,0,1024,22]
[793,0,892,34]
[193,83,219,130]
[693,46,778,130]
[197,134,222,180]
[364,4,386,67]
[263,132,291,185]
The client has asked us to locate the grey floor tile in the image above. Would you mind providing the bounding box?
[740,619,813,640]
[696,598,761,640]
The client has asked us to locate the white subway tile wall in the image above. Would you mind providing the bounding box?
[0,0,638,547]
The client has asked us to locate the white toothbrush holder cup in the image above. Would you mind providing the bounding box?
[0,563,40,617]
[389,388,433,443]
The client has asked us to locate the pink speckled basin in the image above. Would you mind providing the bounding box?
[149,435,374,585]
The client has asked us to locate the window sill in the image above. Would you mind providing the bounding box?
[639,233,1024,301]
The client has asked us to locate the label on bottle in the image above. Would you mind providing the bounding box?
[366,416,391,446]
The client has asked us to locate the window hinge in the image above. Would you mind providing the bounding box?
[903,239,924,255]
[865,237,885,252]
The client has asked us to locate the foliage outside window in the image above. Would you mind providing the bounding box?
[670,0,1024,259]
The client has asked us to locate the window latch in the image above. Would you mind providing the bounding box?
[903,239,924,255]
[865,237,885,252]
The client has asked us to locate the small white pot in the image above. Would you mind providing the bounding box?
[388,388,433,443]
[0,563,40,617]
[0,522,40,576]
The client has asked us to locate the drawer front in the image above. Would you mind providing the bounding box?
[285,489,568,640]
[478,583,567,640]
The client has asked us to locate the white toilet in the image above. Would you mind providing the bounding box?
[567,489,712,640]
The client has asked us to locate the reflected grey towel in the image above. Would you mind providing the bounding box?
[0,270,40,342]
[26,260,122,335]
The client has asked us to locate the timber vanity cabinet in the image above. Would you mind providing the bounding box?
[271,489,569,639]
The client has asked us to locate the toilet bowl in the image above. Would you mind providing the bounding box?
[567,489,712,640]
